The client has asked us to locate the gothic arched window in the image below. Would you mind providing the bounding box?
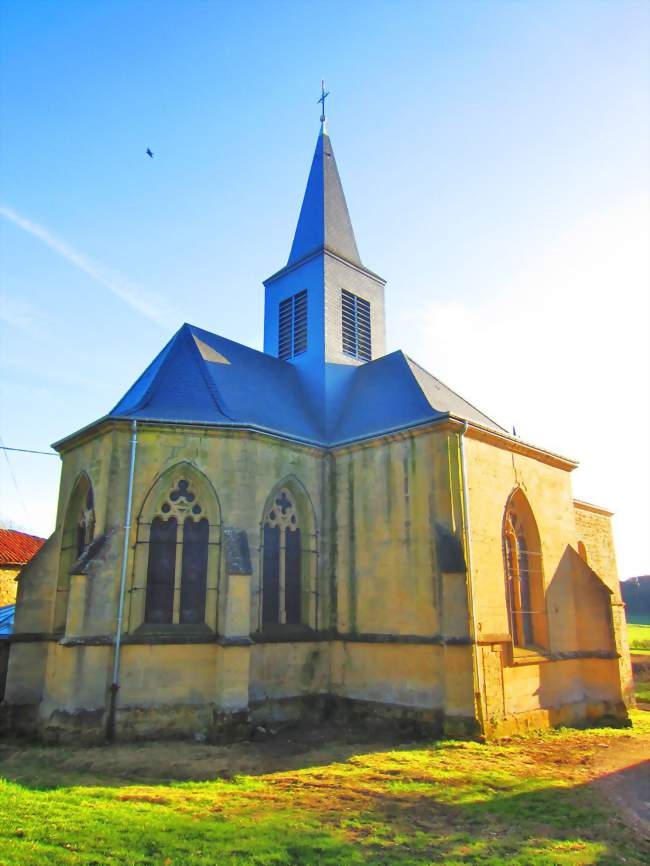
[144,479,209,625]
[261,485,316,629]
[503,490,548,649]
[131,465,221,632]
[55,473,96,632]
[76,486,95,559]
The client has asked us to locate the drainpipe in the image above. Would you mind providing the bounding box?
[106,419,137,742]
[458,421,485,735]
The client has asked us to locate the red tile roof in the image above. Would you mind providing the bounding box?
[0,529,46,566]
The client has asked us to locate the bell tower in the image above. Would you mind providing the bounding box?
[263,99,386,390]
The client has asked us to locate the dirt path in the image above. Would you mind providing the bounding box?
[509,715,650,837]
[583,737,650,836]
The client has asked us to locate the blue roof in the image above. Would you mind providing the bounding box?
[107,323,505,447]
[0,604,15,636]
[331,352,437,443]
[288,128,361,267]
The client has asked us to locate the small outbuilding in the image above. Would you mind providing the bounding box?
[0,529,45,606]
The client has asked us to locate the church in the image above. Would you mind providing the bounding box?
[1,111,633,743]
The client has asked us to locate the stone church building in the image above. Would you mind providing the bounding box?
[2,119,633,743]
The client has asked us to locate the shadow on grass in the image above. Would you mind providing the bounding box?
[0,743,648,865]
[2,710,645,791]
[361,759,650,865]
[0,725,435,789]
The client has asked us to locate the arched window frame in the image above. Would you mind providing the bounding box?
[55,472,96,633]
[502,488,548,651]
[130,463,222,632]
[258,477,318,632]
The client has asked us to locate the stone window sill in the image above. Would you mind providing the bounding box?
[133,622,214,638]
[510,645,552,666]
[253,624,315,642]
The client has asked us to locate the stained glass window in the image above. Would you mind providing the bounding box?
[144,478,209,626]
[503,498,545,649]
[262,488,302,626]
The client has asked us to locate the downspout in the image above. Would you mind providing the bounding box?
[106,419,137,742]
[458,421,485,735]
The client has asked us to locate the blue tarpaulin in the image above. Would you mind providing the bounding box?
[0,604,15,636]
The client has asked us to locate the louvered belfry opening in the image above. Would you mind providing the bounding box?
[278,289,308,360]
[341,289,371,361]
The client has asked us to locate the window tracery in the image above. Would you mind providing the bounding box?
[262,487,305,627]
[76,487,95,558]
[144,477,210,626]
[55,473,95,633]
[503,492,547,650]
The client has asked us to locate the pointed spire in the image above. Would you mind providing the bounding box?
[287,127,362,267]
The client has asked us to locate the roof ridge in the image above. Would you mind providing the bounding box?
[109,328,180,415]
[186,323,289,365]
[181,326,237,422]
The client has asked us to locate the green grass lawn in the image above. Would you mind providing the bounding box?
[636,680,650,702]
[627,622,650,654]
[1,713,649,866]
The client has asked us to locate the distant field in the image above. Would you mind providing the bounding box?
[627,622,650,654]
[626,614,650,626]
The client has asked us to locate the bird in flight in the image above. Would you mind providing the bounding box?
[146,148,154,158]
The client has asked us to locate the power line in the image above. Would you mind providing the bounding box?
[0,435,30,523]
[0,446,57,456]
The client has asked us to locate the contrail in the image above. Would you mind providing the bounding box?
[0,206,176,327]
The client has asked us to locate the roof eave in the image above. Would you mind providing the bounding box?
[264,246,386,286]
[51,411,578,471]
[52,415,116,453]
[573,499,614,517]
[456,417,579,471]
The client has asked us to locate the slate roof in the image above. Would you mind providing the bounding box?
[110,324,324,442]
[108,323,506,447]
[288,127,362,267]
[332,352,504,444]
[0,529,45,567]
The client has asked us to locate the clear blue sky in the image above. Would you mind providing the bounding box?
[1,0,648,577]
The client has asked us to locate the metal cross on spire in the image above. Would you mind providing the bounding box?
[318,80,330,124]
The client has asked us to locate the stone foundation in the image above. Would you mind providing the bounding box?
[482,699,630,739]
[1,694,630,745]
[0,694,478,744]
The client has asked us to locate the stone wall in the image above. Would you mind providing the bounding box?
[2,418,631,742]
[574,501,620,595]
[0,566,19,605]
[464,433,630,729]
